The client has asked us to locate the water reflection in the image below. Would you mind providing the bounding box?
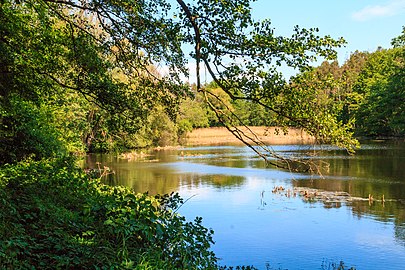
[84,143,405,229]
[84,142,405,269]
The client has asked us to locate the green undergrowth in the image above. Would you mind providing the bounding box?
[0,157,221,269]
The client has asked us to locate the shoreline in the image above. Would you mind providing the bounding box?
[184,126,315,146]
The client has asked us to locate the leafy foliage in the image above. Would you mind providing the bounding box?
[293,26,405,139]
[279,72,359,152]
[1,0,360,164]
[172,0,360,164]
[0,0,190,160]
[354,47,405,136]
[0,95,67,163]
[0,158,218,269]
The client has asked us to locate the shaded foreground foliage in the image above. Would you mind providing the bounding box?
[0,157,219,269]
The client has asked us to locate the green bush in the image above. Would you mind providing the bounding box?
[0,157,218,269]
[0,95,67,164]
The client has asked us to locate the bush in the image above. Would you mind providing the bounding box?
[0,95,67,164]
[0,157,218,269]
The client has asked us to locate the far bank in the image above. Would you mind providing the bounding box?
[184,126,315,146]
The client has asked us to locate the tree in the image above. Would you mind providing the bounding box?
[175,0,356,169]
[1,0,357,169]
[1,0,189,162]
[337,51,370,125]
[353,47,403,136]
[391,26,405,48]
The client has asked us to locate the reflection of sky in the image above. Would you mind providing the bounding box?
[167,161,304,179]
[178,175,405,270]
[88,144,405,269]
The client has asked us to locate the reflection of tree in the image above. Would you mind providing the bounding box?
[395,224,405,245]
[292,180,405,246]
[323,201,342,209]
[85,153,247,194]
[108,170,245,194]
[206,158,251,169]
[311,143,405,184]
[293,172,405,226]
[206,175,245,189]
[85,153,180,194]
[85,145,405,245]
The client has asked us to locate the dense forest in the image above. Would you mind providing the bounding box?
[0,0,404,268]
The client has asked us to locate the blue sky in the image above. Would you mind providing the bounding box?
[251,0,405,64]
[166,0,405,82]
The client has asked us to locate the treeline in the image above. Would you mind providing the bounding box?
[163,29,405,151]
[182,28,405,140]
[2,5,403,165]
[0,2,371,162]
[295,28,405,138]
[4,39,405,162]
[88,29,405,152]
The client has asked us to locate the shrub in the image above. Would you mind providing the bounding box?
[0,157,218,269]
[0,95,67,164]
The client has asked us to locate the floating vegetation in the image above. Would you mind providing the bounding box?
[119,151,151,160]
[321,259,356,270]
[271,185,398,207]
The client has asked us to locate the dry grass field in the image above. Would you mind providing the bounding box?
[185,126,315,146]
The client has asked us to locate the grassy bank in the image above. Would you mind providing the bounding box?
[0,157,220,269]
[185,126,315,146]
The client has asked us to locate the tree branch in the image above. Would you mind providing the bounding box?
[176,0,202,90]
[43,0,96,12]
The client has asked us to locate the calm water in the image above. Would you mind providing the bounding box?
[84,141,405,269]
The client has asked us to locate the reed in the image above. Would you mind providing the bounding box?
[185,126,315,146]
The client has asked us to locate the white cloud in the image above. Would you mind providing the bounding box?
[352,0,405,21]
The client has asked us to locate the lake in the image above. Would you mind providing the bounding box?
[84,141,405,269]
